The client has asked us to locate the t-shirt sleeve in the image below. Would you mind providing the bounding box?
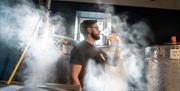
[70,46,85,65]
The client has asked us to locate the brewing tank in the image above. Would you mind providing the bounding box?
[145,45,180,91]
[0,82,80,91]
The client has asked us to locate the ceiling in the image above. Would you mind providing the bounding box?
[54,0,180,10]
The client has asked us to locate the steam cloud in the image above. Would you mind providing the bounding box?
[84,15,152,91]
[83,2,154,91]
[0,0,65,85]
[0,0,154,91]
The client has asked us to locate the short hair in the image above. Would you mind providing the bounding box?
[80,20,97,36]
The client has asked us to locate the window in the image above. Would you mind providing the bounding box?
[74,11,111,46]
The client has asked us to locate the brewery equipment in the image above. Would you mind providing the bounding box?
[146,45,180,91]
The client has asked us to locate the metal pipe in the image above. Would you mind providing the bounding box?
[46,0,52,10]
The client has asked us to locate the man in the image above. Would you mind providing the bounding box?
[70,20,107,91]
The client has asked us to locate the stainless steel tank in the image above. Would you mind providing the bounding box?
[145,45,180,91]
[0,85,67,91]
[0,82,80,91]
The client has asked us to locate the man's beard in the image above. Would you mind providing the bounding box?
[91,32,100,40]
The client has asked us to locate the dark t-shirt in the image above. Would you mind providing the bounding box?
[70,40,107,86]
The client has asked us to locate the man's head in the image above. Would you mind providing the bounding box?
[80,20,100,40]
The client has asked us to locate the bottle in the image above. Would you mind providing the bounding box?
[171,36,177,45]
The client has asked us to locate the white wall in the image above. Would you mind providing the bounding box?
[56,0,180,10]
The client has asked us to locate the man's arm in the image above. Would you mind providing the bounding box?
[70,64,82,90]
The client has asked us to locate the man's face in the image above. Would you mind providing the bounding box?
[90,23,100,40]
